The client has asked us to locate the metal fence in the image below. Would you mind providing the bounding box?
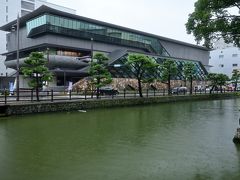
[0,88,236,104]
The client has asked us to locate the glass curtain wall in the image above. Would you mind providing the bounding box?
[26,14,169,56]
[27,15,47,33]
[108,53,207,80]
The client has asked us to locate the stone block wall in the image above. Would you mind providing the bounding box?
[3,93,237,116]
[72,77,206,91]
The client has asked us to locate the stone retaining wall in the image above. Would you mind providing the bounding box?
[73,78,205,91]
[1,93,238,116]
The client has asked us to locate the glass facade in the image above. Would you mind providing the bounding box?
[56,50,82,57]
[5,47,89,61]
[26,14,169,56]
[108,53,207,80]
[27,15,47,33]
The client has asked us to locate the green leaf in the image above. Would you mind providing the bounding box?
[186,0,240,48]
[21,52,53,90]
[88,53,112,89]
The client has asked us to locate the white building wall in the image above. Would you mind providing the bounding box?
[35,0,76,14]
[209,47,240,77]
[0,0,6,77]
[0,0,22,77]
[212,38,233,49]
[0,0,75,80]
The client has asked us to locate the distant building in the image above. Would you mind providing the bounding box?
[0,6,209,90]
[209,40,240,77]
[0,0,75,89]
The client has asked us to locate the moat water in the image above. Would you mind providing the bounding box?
[0,99,240,180]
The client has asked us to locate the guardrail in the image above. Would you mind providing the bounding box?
[0,88,236,104]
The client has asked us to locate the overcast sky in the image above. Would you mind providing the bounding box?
[48,0,198,45]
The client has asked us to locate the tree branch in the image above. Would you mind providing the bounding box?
[211,15,240,21]
[235,2,240,10]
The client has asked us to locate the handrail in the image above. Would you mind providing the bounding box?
[0,88,236,104]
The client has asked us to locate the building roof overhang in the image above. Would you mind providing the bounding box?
[0,5,210,51]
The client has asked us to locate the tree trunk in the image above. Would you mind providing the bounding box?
[36,74,39,101]
[234,81,237,91]
[190,76,193,95]
[210,85,215,94]
[97,87,99,99]
[168,75,171,95]
[137,78,143,97]
[96,78,100,99]
[184,79,187,86]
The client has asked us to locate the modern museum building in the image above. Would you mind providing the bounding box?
[0,5,209,89]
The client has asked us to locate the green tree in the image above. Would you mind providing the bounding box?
[160,59,177,95]
[231,69,240,91]
[183,62,196,95]
[21,52,53,101]
[186,0,240,48]
[89,53,112,98]
[207,73,229,93]
[126,54,158,97]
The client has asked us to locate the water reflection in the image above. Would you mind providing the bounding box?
[0,99,240,179]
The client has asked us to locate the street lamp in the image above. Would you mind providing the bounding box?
[11,14,20,101]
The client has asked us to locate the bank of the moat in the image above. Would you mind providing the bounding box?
[1,99,240,179]
[0,93,239,116]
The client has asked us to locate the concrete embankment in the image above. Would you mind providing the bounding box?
[0,93,239,116]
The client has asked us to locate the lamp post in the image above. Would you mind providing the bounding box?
[16,14,20,101]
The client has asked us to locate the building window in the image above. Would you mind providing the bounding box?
[26,14,170,56]
[219,55,224,58]
[219,64,224,67]
[21,1,34,10]
[232,64,238,67]
[26,15,47,33]
[57,50,81,57]
[232,54,238,57]
[21,10,30,16]
[6,6,8,13]
[6,15,8,22]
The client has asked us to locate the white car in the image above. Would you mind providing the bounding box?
[172,87,187,94]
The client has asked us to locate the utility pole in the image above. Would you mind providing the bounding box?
[16,13,20,101]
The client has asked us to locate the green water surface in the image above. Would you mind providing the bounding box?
[0,99,240,180]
